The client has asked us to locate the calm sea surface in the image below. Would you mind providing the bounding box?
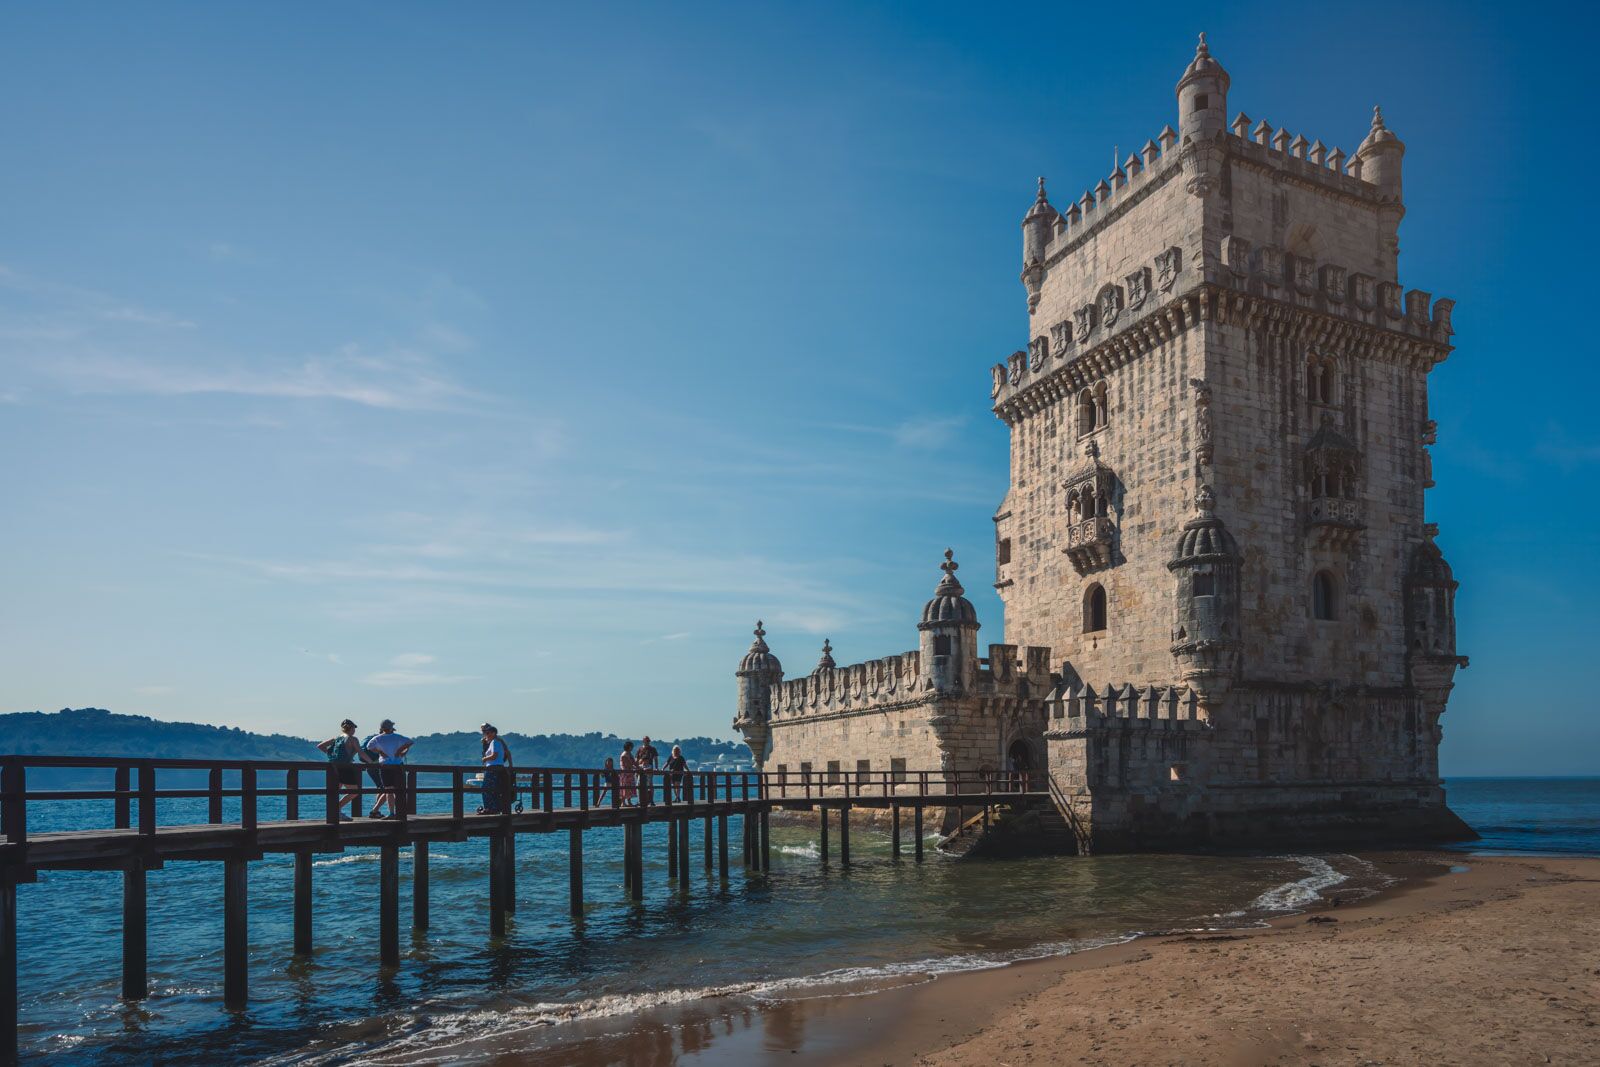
[11,776,1596,1064]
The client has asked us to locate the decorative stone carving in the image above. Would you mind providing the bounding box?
[1291,255,1317,294]
[1421,419,1437,489]
[1097,283,1124,327]
[1074,303,1097,342]
[991,363,1007,398]
[1405,289,1432,323]
[1156,246,1182,291]
[1181,134,1221,197]
[1220,235,1250,276]
[1320,264,1347,303]
[1007,350,1026,385]
[1190,377,1214,467]
[1255,245,1285,286]
[1379,281,1403,318]
[1050,319,1073,356]
[1350,272,1377,309]
[1028,335,1049,372]
[1125,266,1151,309]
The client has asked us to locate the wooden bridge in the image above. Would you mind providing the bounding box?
[0,754,1045,1063]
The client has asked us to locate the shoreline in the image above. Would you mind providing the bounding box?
[447,850,1599,1066]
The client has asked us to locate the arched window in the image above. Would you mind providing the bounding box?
[1320,364,1336,404]
[1093,382,1109,428]
[1077,390,1096,436]
[1084,583,1108,632]
[1307,358,1323,403]
[1312,570,1337,621]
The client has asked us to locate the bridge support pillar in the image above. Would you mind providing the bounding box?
[293,851,313,955]
[819,808,829,866]
[121,861,148,1001]
[223,858,248,1010]
[891,804,901,857]
[759,810,770,872]
[677,817,691,888]
[840,804,851,867]
[3,875,18,1066]
[412,841,429,932]
[502,831,516,915]
[666,818,678,885]
[703,813,712,869]
[628,822,644,902]
[717,814,729,880]
[568,828,583,917]
[379,844,399,967]
[914,806,924,861]
[489,834,506,937]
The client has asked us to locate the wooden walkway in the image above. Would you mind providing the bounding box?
[0,754,1043,1063]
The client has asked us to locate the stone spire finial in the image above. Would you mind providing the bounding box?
[816,638,835,671]
[1037,175,1047,200]
[1197,31,1208,56]
[754,619,765,638]
[747,620,769,651]
[934,548,966,597]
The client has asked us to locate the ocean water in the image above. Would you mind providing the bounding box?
[9,777,1593,1064]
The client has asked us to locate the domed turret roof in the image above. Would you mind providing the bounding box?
[920,549,979,629]
[737,621,782,675]
[1024,176,1057,222]
[1406,525,1456,587]
[1177,32,1230,91]
[1358,106,1401,152]
[1169,486,1240,566]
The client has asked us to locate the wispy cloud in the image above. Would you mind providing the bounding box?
[641,631,692,644]
[361,652,476,687]
[134,684,175,696]
[298,648,343,665]
[47,346,477,412]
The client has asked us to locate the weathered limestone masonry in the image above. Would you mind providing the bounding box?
[732,555,1053,831]
[735,36,1472,852]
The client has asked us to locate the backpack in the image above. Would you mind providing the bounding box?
[326,736,353,763]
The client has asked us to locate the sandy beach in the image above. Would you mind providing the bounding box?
[498,852,1600,1067]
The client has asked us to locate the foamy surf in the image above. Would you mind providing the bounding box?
[266,933,1139,1065]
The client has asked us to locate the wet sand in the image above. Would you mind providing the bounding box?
[454,852,1600,1066]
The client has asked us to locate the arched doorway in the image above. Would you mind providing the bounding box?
[1007,738,1035,791]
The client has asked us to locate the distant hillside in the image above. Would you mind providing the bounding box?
[0,708,749,786]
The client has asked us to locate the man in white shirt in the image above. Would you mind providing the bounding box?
[479,723,511,814]
[363,720,413,819]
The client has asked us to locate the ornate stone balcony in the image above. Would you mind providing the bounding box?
[1307,495,1364,549]
[1064,515,1115,572]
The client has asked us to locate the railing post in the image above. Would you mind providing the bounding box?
[563,773,572,810]
[2,871,17,1065]
[325,766,339,825]
[543,772,555,815]
[208,766,223,824]
[0,760,24,846]
[138,763,156,837]
[286,768,299,822]
[452,770,465,821]
[241,766,257,831]
[114,764,130,830]
[579,771,590,812]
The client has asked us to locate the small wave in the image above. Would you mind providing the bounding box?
[1244,855,1349,913]
[268,933,1138,1065]
[777,843,819,858]
[311,849,444,868]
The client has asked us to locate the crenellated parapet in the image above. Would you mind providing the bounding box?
[1045,676,1208,734]
[769,649,925,719]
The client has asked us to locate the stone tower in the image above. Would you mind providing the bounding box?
[990,37,1471,849]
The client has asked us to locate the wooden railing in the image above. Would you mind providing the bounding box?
[0,755,1045,845]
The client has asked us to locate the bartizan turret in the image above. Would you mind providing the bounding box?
[918,550,980,693]
[1020,177,1057,314]
[1167,485,1242,709]
[1176,33,1229,197]
[733,621,783,765]
[1405,524,1468,710]
[1356,105,1405,266]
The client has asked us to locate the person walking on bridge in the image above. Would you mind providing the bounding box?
[363,720,412,818]
[636,735,659,803]
[665,744,689,802]
[477,723,511,814]
[318,718,365,819]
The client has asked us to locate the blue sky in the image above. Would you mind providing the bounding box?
[0,2,1593,774]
